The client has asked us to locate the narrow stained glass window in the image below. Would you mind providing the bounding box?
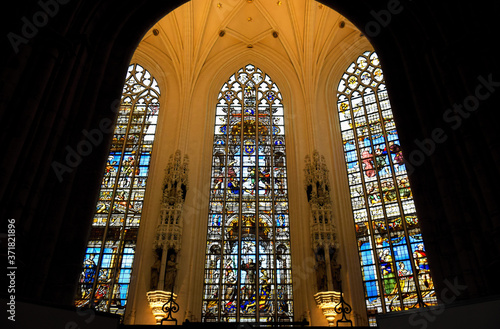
[336,51,437,326]
[202,64,293,323]
[75,64,160,317]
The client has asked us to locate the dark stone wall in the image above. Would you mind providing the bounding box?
[1,0,498,307]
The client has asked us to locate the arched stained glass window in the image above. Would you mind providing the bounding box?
[75,64,160,317]
[202,64,293,322]
[336,51,437,326]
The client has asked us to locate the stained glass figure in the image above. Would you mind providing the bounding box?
[202,64,293,323]
[75,64,160,317]
[336,51,437,326]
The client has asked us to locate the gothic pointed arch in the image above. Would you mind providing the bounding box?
[336,51,437,326]
[75,63,161,317]
[202,64,294,322]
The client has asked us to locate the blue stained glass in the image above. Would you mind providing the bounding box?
[360,251,375,266]
[387,133,399,141]
[363,265,377,280]
[121,255,134,268]
[365,281,379,297]
[411,242,426,253]
[393,245,410,260]
[118,269,131,283]
[360,241,372,251]
[345,141,356,151]
[101,254,112,267]
[211,214,222,226]
[372,135,385,144]
[276,214,287,226]
[409,234,423,243]
[347,161,358,171]
[346,150,357,162]
[362,138,372,147]
[118,284,129,298]
[86,247,101,254]
[139,155,150,165]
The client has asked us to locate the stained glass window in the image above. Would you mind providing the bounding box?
[336,51,437,326]
[75,64,160,317]
[202,64,293,323]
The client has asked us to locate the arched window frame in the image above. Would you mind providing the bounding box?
[75,64,161,317]
[202,64,294,323]
[336,51,437,326]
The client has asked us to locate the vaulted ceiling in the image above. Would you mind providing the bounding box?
[139,0,363,95]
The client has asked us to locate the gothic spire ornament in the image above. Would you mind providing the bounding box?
[153,149,189,254]
[147,150,188,324]
[305,151,345,325]
[304,150,338,256]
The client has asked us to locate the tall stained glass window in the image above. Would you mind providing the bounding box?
[202,64,293,322]
[75,64,160,316]
[336,51,437,326]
